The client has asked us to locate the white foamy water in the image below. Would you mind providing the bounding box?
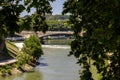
[15,42,70,49]
[14,42,23,49]
[42,45,70,49]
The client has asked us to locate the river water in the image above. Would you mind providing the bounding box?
[1,42,79,80]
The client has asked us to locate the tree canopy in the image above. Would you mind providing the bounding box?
[46,14,69,20]
[0,0,24,38]
[63,0,120,80]
[0,0,55,38]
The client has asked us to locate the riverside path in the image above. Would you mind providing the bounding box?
[0,59,17,66]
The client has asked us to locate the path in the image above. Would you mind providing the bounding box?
[0,59,17,66]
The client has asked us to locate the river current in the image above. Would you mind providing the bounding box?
[1,43,79,80]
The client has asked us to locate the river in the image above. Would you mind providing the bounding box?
[1,41,79,80]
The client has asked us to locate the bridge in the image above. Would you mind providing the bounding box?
[19,31,74,38]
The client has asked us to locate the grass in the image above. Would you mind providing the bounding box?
[6,41,20,58]
[6,41,19,57]
[0,40,19,61]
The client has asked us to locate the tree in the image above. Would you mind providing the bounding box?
[0,0,25,53]
[63,0,120,80]
[46,14,69,20]
[0,1,24,37]
[22,35,43,62]
[46,20,71,31]
[24,0,55,33]
[0,0,55,53]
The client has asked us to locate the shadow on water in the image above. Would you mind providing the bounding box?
[39,57,48,67]
[39,57,44,61]
[39,62,48,67]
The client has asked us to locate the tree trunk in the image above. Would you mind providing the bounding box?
[0,38,6,54]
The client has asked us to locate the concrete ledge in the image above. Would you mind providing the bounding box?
[0,59,17,66]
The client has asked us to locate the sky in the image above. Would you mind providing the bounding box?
[20,0,66,17]
[51,0,65,15]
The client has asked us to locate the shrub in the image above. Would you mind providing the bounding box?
[16,52,31,66]
[22,35,43,61]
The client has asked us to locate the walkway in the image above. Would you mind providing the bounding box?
[0,59,17,66]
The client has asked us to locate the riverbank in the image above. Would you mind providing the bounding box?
[0,35,43,77]
[0,44,79,80]
[0,61,40,77]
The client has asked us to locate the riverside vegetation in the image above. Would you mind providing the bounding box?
[0,35,43,77]
[63,0,120,79]
[1,0,120,80]
[0,0,54,77]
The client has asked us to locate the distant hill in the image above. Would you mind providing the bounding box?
[46,15,69,20]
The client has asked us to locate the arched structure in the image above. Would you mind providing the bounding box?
[20,31,73,39]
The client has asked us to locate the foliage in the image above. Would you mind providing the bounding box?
[0,0,54,75]
[0,0,25,38]
[0,0,55,65]
[63,0,120,80]
[32,13,48,33]
[46,15,69,20]
[18,15,33,31]
[46,15,71,31]
[21,14,72,31]
[17,52,31,66]
[0,0,55,38]
[22,35,43,60]
[46,20,72,31]
[0,65,12,75]
[22,0,55,33]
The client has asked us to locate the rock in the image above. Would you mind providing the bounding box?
[11,68,22,75]
[21,64,34,72]
[1,73,9,77]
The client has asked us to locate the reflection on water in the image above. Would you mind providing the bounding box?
[0,70,42,80]
[44,39,73,45]
[1,42,79,80]
[22,71,42,80]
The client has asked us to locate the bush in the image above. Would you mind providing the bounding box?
[22,35,43,61]
[16,52,31,66]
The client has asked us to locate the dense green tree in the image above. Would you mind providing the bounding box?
[22,35,43,62]
[24,0,55,33]
[0,0,55,53]
[46,14,69,20]
[21,15,71,31]
[0,0,25,53]
[0,0,55,33]
[0,0,25,38]
[46,20,72,31]
[63,0,120,80]
[18,15,33,31]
